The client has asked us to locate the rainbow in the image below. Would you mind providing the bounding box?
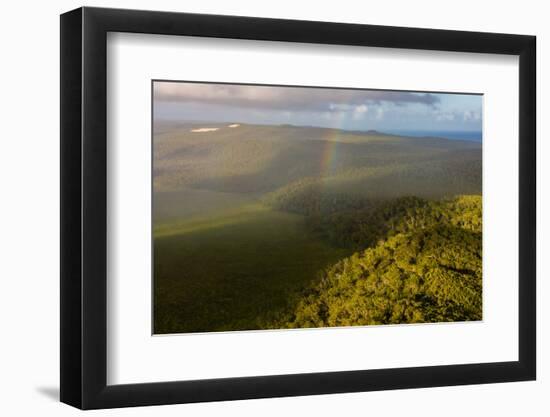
[319,128,343,177]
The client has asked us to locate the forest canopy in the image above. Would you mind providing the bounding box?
[153,122,483,333]
[271,195,482,328]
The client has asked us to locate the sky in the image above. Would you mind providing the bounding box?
[153,81,482,133]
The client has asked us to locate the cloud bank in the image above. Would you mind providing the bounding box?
[153,82,440,112]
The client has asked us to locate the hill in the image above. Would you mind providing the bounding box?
[153,122,483,333]
[153,123,481,196]
[274,195,482,328]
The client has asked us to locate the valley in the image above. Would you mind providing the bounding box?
[153,122,482,333]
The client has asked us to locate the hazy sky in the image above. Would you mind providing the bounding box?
[153,81,482,132]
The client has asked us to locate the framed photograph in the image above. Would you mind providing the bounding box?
[60,6,536,409]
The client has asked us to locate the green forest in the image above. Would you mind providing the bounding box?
[274,195,482,328]
[153,123,482,334]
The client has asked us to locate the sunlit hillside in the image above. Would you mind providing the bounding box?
[274,195,482,328]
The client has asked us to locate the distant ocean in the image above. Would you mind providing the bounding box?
[382,130,482,142]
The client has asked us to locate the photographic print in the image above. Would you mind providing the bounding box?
[152,81,482,335]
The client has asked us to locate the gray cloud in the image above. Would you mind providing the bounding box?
[153,82,440,112]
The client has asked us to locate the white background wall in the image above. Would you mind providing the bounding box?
[0,0,546,415]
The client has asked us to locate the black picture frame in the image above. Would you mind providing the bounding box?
[60,6,536,410]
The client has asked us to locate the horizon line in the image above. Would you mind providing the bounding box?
[153,118,482,136]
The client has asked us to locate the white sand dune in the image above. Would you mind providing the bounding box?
[191,127,219,133]
[228,124,240,128]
